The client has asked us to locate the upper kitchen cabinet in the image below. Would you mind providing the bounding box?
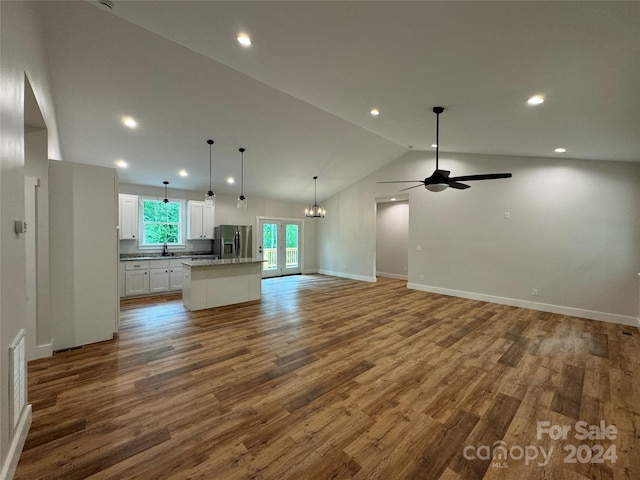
[119,194,138,240]
[187,200,214,240]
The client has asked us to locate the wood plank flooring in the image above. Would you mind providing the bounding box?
[15,275,640,479]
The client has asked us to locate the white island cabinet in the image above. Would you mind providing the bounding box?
[181,258,264,311]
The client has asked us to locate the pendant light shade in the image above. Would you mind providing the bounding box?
[205,139,215,206]
[237,147,247,209]
[162,181,169,203]
[305,176,325,218]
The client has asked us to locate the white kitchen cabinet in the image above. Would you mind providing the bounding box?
[119,194,139,240]
[124,260,150,296]
[149,259,170,293]
[187,201,214,240]
[121,259,185,297]
[118,262,126,297]
[125,270,149,296]
[169,260,183,290]
[149,268,169,293]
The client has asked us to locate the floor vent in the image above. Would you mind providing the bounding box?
[622,331,632,336]
[9,329,26,433]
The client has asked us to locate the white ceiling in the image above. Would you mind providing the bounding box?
[36,1,640,202]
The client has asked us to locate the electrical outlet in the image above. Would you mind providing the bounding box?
[416,245,422,251]
[504,212,511,219]
[532,288,538,296]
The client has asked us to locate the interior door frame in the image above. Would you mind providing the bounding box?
[256,216,304,278]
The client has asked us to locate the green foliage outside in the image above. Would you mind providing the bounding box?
[143,200,180,244]
[262,223,298,249]
[286,224,298,248]
[263,223,278,249]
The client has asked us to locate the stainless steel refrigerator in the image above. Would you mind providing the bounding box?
[213,225,253,259]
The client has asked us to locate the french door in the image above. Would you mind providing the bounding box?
[258,219,303,278]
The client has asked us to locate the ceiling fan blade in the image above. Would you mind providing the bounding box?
[449,173,512,182]
[378,108,512,193]
[447,181,471,190]
[399,184,426,191]
[376,180,426,184]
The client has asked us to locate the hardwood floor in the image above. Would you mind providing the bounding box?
[15,275,640,479]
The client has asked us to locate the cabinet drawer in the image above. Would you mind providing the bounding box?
[149,260,170,269]
[170,259,185,268]
[124,261,150,270]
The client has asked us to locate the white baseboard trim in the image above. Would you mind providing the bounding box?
[302,268,318,275]
[318,270,377,283]
[1,404,32,480]
[377,272,408,281]
[32,343,52,360]
[407,283,639,327]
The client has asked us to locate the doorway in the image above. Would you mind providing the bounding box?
[24,76,52,360]
[375,199,409,281]
[258,218,303,278]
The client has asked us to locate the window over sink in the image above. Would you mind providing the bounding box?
[140,198,185,246]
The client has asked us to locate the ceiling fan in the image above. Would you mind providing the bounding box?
[379,107,512,192]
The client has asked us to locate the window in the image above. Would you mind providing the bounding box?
[141,198,184,246]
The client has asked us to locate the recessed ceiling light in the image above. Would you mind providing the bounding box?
[527,95,545,105]
[227,177,235,184]
[390,198,396,201]
[431,144,438,148]
[122,116,137,128]
[115,159,128,168]
[554,147,567,153]
[370,108,380,116]
[237,33,252,47]
[179,169,188,177]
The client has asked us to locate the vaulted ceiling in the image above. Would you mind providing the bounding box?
[36,1,639,202]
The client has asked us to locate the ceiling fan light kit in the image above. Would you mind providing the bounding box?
[378,106,512,192]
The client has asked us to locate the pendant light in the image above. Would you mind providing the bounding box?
[205,139,215,205]
[162,181,169,203]
[305,176,325,218]
[237,147,247,209]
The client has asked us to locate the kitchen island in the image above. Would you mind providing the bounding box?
[181,258,264,311]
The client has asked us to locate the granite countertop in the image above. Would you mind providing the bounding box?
[120,253,218,262]
[181,257,265,267]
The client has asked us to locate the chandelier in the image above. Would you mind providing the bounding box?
[305,176,325,218]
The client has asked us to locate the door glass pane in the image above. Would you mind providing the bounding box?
[285,224,299,268]
[263,223,278,271]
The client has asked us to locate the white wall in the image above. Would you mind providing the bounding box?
[0,2,62,477]
[24,129,51,356]
[376,201,409,279]
[119,183,318,272]
[49,161,119,351]
[318,150,640,324]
